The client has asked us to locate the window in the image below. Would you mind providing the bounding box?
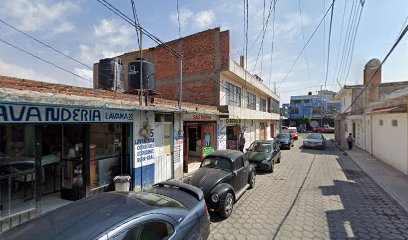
[114,221,174,240]
[379,120,383,126]
[90,124,123,189]
[303,99,310,104]
[247,92,256,110]
[0,125,36,218]
[234,157,244,170]
[270,99,280,114]
[227,82,241,107]
[312,107,322,116]
[201,156,232,172]
[260,98,267,112]
[291,106,300,115]
[392,119,398,127]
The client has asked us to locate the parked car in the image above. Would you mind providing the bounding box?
[276,133,295,149]
[287,127,299,140]
[303,133,326,149]
[1,181,210,240]
[313,125,335,133]
[184,150,256,219]
[244,140,281,173]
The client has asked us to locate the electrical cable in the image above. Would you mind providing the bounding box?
[332,0,348,88]
[342,22,408,114]
[276,2,334,91]
[297,0,311,84]
[323,0,335,90]
[268,0,277,91]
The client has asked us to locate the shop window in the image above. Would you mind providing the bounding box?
[247,92,256,110]
[0,125,36,218]
[90,124,123,190]
[379,120,383,126]
[226,126,241,150]
[227,82,241,107]
[260,98,267,112]
[392,120,398,127]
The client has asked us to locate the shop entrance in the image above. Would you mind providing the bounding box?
[226,125,241,150]
[183,122,216,173]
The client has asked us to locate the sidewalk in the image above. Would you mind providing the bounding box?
[344,145,408,213]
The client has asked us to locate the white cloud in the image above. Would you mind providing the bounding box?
[170,8,216,29]
[53,22,75,34]
[1,0,77,33]
[170,8,193,28]
[0,59,57,83]
[194,10,216,28]
[74,68,93,81]
[79,19,135,64]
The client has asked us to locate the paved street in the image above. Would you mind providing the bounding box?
[209,135,408,240]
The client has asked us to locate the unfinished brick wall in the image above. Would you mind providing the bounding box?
[95,28,230,106]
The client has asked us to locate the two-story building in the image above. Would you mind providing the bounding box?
[282,92,340,129]
[335,58,408,174]
[94,28,280,173]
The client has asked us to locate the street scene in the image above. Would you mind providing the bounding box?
[209,135,408,240]
[1,0,408,239]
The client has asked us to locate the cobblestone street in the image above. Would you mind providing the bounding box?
[209,135,408,240]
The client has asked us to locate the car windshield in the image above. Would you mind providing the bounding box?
[289,129,297,133]
[277,134,290,139]
[248,142,272,153]
[201,156,232,172]
[307,134,323,140]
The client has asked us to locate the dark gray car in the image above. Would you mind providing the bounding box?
[244,140,281,173]
[0,181,210,240]
[276,133,295,149]
[303,133,326,149]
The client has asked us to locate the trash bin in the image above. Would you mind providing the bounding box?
[113,175,131,191]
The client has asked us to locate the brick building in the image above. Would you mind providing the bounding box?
[94,28,281,173]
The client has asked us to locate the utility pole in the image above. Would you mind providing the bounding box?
[179,43,183,110]
[320,85,323,127]
[139,29,143,106]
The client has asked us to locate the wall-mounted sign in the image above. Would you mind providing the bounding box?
[182,114,215,121]
[0,103,134,123]
[223,119,241,125]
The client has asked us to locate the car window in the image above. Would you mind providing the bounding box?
[114,221,174,240]
[248,142,272,153]
[201,156,232,172]
[127,192,186,210]
[234,157,244,171]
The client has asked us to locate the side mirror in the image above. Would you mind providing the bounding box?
[245,148,249,151]
[232,171,237,176]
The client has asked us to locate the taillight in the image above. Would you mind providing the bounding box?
[205,206,209,216]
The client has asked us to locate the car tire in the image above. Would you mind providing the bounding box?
[288,145,291,150]
[269,162,274,173]
[249,172,256,189]
[220,193,234,219]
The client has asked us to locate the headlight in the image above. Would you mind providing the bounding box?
[211,193,219,202]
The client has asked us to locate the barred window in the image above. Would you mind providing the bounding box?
[247,92,256,110]
[227,83,241,107]
[260,98,267,112]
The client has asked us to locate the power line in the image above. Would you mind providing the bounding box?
[130,0,141,48]
[343,22,408,113]
[323,0,335,90]
[297,0,311,84]
[268,0,277,90]
[332,0,348,88]
[0,18,92,71]
[0,37,92,84]
[276,2,334,91]
[342,1,365,85]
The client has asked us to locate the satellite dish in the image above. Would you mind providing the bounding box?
[310,120,319,128]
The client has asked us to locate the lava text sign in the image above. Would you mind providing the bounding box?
[0,103,133,123]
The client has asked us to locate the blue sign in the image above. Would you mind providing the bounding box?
[0,103,133,123]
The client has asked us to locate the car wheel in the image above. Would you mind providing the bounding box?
[288,145,291,150]
[269,162,274,173]
[249,172,256,189]
[220,193,234,219]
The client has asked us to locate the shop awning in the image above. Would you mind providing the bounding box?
[363,106,401,115]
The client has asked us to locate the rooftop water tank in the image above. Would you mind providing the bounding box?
[127,59,156,93]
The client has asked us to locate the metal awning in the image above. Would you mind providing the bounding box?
[363,106,402,115]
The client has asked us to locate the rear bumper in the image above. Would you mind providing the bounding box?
[303,143,325,149]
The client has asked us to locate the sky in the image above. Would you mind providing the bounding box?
[0,0,407,104]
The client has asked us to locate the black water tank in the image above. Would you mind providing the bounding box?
[98,58,125,92]
[98,58,114,90]
[128,59,156,92]
[308,91,312,95]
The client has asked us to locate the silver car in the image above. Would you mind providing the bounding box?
[303,133,326,149]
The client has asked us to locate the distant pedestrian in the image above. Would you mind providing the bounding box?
[346,133,355,150]
[239,133,246,152]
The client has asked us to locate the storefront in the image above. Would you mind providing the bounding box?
[223,119,242,150]
[0,103,133,228]
[182,114,218,173]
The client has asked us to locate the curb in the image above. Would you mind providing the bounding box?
[334,142,408,214]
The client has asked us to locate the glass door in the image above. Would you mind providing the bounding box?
[61,125,85,201]
[201,124,216,159]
